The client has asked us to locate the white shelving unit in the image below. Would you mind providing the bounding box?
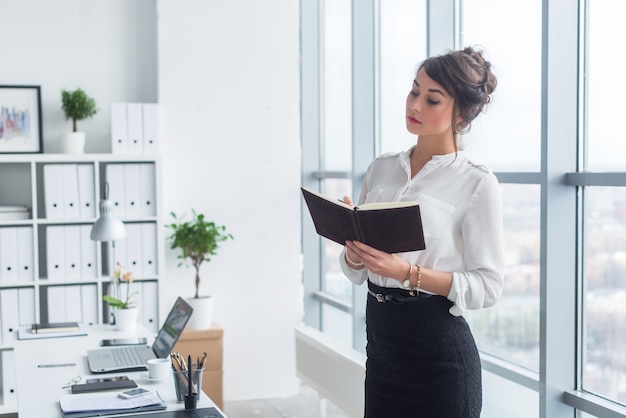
[0,153,164,414]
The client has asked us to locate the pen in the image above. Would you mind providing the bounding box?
[38,363,76,368]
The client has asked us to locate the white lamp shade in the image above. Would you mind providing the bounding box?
[90,199,127,241]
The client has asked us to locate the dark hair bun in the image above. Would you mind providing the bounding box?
[419,46,497,135]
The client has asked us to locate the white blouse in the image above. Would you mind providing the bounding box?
[340,147,504,316]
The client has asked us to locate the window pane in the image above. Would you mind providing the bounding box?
[322,0,352,171]
[461,0,542,172]
[322,303,353,348]
[586,0,626,170]
[378,0,427,155]
[466,184,540,371]
[322,179,353,301]
[583,187,626,404]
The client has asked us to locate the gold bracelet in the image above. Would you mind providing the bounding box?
[415,264,422,293]
[345,253,364,269]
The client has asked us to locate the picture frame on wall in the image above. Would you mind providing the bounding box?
[0,85,43,153]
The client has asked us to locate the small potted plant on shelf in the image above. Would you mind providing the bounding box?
[102,262,138,331]
[60,88,98,154]
[167,210,233,330]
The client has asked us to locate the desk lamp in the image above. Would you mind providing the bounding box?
[90,182,127,323]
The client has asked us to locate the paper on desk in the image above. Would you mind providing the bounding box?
[17,323,88,340]
[59,391,165,413]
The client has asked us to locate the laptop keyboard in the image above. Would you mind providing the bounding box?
[112,346,145,367]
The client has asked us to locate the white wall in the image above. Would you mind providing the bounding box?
[0,0,158,153]
[157,0,302,400]
[2,0,303,401]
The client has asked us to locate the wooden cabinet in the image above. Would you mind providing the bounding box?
[173,324,224,409]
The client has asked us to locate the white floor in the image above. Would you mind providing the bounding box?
[223,384,351,418]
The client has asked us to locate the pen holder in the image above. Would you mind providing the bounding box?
[173,368,203,405]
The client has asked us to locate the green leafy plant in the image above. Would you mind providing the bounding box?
[167,210,233,299]
[102,262,137,309]
[61,88,98,132]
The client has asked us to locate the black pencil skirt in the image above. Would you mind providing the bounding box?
[364,281,482,418]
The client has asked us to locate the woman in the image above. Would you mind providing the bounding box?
[340,47,504,417]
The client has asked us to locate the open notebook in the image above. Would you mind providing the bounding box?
[87,297,193,373]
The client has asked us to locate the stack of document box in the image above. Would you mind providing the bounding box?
[111,102,159,155]
[0,205,30,220]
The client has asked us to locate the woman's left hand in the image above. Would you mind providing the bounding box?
[345,240,408,282]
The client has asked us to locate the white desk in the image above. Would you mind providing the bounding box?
[13,325,225,417]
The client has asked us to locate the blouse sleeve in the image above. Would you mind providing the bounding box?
[447,173,504,316]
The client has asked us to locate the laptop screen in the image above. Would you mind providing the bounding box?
[152,297,194,358]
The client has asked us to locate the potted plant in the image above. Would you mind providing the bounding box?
[167,210,233,329]
[60,88,98,154]
[102,262,138,331]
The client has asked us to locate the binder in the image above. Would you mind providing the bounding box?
[77,164,96,219]
[111,102,128,154]
[46,226,66,280]
[0,227,18,282]
[142,281,159,332]
[16,226,34,282]
[64,285,83,323]
[17,287,36,326]
[105,164,126,218]
[141,223,158,277]
[123,163,141,218]
[80,284,98,326]
[43,164,65,219]
[142,103,159,155]
[0,288,19,343]
[1,350,17,407]
[80,225,98,280]
[139,163,157,217]
[126,103,144,155]
[64,226,82,280]
[61,164,81,219]
[125,223,143,277]
[47,286,67,323]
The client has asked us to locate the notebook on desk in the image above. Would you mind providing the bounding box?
[87,297,193,373]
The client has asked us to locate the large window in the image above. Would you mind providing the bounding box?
[301,0,626,416]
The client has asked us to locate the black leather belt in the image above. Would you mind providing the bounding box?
[367,281,432,304]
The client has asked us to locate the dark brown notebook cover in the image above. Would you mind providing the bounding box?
[301,187,426,253]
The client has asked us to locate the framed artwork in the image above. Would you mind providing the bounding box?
[0,85,43,153]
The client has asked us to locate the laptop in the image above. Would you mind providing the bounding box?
[87,297,193,373]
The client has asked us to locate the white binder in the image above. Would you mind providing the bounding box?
[46,226,66,280]
[142,103,159,155]
[16,226,34,282]
[105,164,126,218]
[80,224,97,280]
[43,164,65,219]
[17,287,36,326]
[111,102,128,154]
[0,288,19,343]
[125,223,143,277]
[64,285,83,323]
[141,223,158,277]
[129,281,143,322]
[80,284,98,326]
[77,164,96,219]
[126,103,144,155]
[1,350,17,407]
[0,227,18,282]
[123,163,141,218]
[64,226,82,280]
[142,281,159,332]
[61,164,81,219]
[139,163,157,217]
[47,286,67,323]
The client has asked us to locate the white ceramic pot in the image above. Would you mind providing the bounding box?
[185,296,214,330]
[61,131,86,154]
[114,307,138,331]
